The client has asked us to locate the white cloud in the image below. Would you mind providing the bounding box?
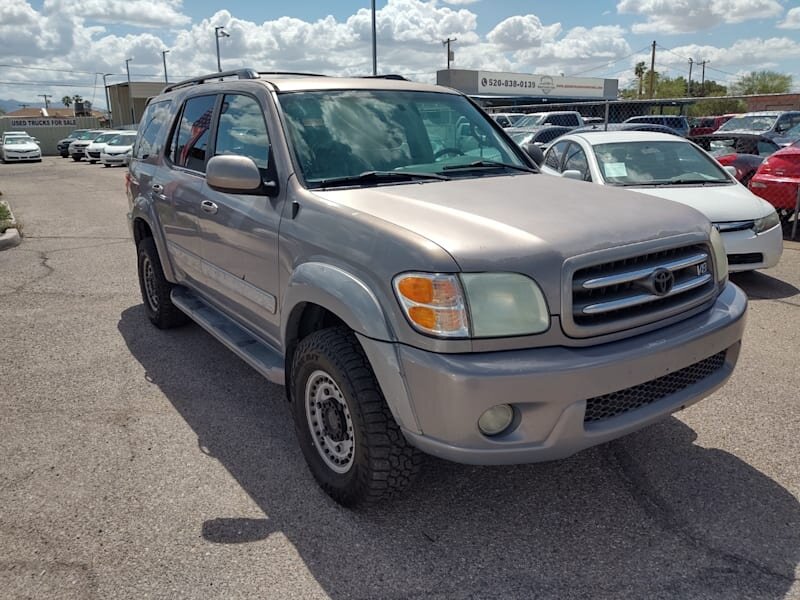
[441,0,480,4]
[43,0,190,28]
[617,0,783,34]
[487,15,561,50]
[778,7,800,29]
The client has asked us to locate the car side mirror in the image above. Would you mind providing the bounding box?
[206,155,278,196]
[523,143,544,166]
[561,169,584,181]
[723,165,738,178]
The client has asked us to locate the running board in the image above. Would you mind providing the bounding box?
[171,287,285,386]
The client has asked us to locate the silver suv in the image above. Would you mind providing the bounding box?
[127,69,747,507]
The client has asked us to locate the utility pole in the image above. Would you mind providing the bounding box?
[687,58,693,96]
[38,94,52,109]
[442,37,457,70]
[648,40,656,98]
[125,58,134,125]
[162,50,170,84]
[700,60,707,96]
[371,0,377,76]
[101,73,113,126]
[215,26,230,73]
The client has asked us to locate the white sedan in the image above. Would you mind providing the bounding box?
[1,135,41,163]
[85,130,131,164]
[99,132,137,167]
[539,131,783,272]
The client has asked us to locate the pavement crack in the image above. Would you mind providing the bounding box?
[605,443,795,584]
[2,249,55,297]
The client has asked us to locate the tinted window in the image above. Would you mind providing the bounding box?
[544,140,569,170]
[133,101,172,160]
[173,95,216,172]
[214,94,270,169]
[563,143,590,180]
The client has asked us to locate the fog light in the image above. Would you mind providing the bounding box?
[478,404,514,436]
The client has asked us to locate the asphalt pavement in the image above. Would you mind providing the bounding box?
[1,157,798,599]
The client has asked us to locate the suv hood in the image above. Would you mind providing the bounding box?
[314,173,710,289]
[628,182,774,222]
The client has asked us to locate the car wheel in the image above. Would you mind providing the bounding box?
[89,160,97,164]
[291,327,422,507]
[71,156,81,162]
[103,163,110,168]
[136,237,189,329]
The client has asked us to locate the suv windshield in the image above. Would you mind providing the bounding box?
[515,115,545,128]
[594,140,731,186]
[78,130,102,140]
[108,134,137,146]
[278,90,527,187]
[718,115,777,132]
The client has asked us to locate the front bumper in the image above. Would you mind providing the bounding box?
[720,223,783,271]
[3,152,41,161]
[101,153,128,165]
[361,282,746,465]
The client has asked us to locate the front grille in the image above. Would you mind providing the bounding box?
[583,351,727,423]
[87,151,100,158]
[728,253,763,265]
[568,243,716,337]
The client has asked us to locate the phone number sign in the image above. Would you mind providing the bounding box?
[477,71,606,98]
[9,118,77,127]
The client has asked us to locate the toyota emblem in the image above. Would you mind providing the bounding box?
[651,268,674,296]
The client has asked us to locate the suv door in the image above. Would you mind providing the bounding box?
[194,92,284,345]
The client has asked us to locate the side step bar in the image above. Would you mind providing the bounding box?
[171,287,285,386]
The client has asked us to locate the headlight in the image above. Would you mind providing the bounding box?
[753,210,779,234]
[709,227,728,283]
[393,272,550,338]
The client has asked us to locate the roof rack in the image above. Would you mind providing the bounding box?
[258,71,328,78]
[162,69,259,93]
[361,74,409,81]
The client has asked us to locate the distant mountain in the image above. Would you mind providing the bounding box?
[0,99,46,114]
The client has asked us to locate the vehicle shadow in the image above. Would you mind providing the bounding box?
[731,271,799,301]
[118,306,799,599]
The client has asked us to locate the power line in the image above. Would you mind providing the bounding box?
[568,45,652,77]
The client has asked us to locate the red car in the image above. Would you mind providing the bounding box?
[689,114,738,136]
[691,133,779,185]
[749,140,800,225]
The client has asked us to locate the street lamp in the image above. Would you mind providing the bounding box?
[101,73,113,126]
[125,58,134,125]
[214,26,230,73]
[162,50,170,84]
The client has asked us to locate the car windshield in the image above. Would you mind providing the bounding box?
[108,134,137,146]
[783,122,800,139]
[593,140,731,186]
[510,131,534,144]
[78,131,101,140]
[7,136,34,144]
[278,89,527,187]
[94,133,118,143]
[70,130,88,137]
[718,115,777,132]
[515,114,545,128]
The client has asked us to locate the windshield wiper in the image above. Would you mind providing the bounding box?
[442,160,537,174]
[315,170,450,188]
[637,177,729,186]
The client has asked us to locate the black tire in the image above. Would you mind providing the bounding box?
[291,327,422,507]
[88,160,97,164]
[136,237,189,329]
[103,163,110,168]
[71,155,81,162]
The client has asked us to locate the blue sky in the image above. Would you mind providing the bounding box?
[2,1,799,108]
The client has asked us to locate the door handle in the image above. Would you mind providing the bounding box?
[201,200,219,215]
[151,183,167,200]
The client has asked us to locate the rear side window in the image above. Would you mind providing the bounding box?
[172,95,217,173]
[214,94,270,169]
[133,100,172,160]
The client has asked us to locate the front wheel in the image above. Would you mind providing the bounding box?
[88,159,97,164]
[291,327,422,507]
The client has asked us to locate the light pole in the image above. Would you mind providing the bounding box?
[162,50,170,84]
[215,26,230,73]
[371,0,377,76]
[101,73,113,126]
[125,58,134,125]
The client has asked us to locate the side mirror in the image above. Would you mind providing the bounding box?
[561,169,585,181]
[723,165,738,178]
[206,155,277,196]
[523,143,544,166]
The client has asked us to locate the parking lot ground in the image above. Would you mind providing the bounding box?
[0,157,798,599]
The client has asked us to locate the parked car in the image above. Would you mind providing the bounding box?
[689,115,737,137]
[57,129,90,157]
[85,130,133,164]
[100,132,137,167]
[1,135,41,163]
[68,129,106,161]
[716,111,800,144]
[1,131,31,148]
[508,125,573,148]
[623,115,690,137]
[128,68,745,507]
[749,140,800,227]
[539,131,782,272]
[512,111,585,128]
[490,112,527,128]
[691,133,780,185]
[572,123,680,136]
[771,121,800,148]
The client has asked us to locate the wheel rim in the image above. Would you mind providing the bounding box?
[305,370,355,474]
[141,256,159,312]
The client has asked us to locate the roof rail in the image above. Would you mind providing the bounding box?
[257,71,328,78]
[361,74,409,81]
[162,69,260,93]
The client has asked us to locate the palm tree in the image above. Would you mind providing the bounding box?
[635,62,646,98]
[72,94,83,104]
[62,95,72,107]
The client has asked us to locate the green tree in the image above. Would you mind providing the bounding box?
[688,98,746,117]
[72,94,83,104]
[62,95,72,107]
[731,70,792,95]
[634,61,646,98]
